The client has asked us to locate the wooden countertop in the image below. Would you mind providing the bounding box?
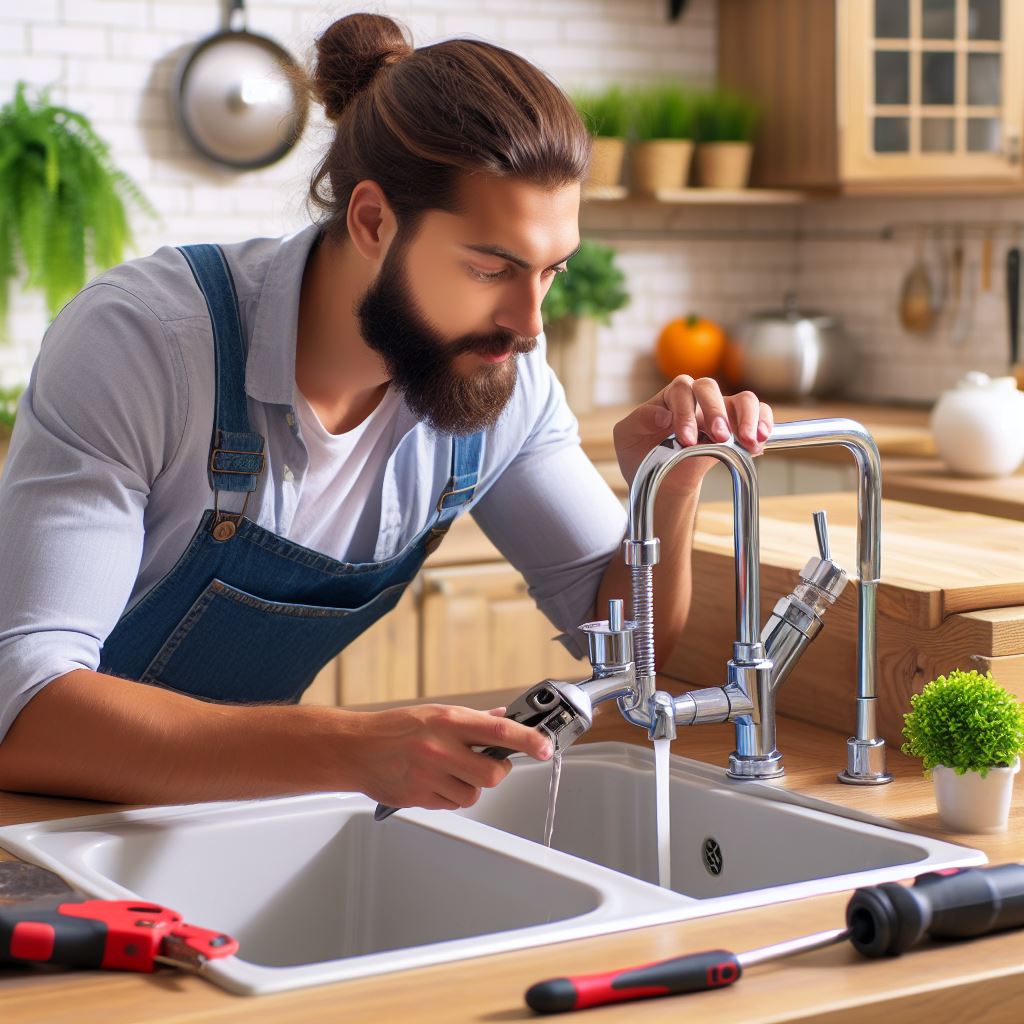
[883,457,1024,521]
[1,709,1021,1023]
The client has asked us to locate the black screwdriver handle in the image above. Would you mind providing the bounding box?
[525,950,741,1014]
[847,864,1024,958]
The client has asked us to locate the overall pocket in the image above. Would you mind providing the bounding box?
[140,578,408,703]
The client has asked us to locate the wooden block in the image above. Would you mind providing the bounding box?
[663,494,1024,746]
[694,494,1024,629]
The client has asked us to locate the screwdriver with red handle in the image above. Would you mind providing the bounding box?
[0,898,238,974]
[526,863,1024,1014]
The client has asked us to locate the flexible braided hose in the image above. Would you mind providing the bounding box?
[630,563,656,681]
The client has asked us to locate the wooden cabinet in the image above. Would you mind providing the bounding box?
[718,0,1024,189]
[301,587,420,707]
[302,534,586,709]
[420,564,583,697]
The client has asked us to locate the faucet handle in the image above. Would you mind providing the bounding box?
[579,598,635,670]
[799,510,848,602]
[813,510,831,561]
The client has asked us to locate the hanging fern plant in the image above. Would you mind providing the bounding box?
[0,81,156,334]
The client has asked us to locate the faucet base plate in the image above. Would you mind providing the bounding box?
[727,750,785,780]
[837,770,895,786]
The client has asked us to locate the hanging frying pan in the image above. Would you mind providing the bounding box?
[172,0,309,170]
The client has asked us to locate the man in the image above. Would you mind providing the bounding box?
[0,16,772,810]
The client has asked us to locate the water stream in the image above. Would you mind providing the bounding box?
[654,737,672,890]
[542,748,563,848]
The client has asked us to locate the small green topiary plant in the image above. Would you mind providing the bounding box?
[541,240,629,328]
[902,670,1024,777]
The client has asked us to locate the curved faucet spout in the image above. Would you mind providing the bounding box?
[762,417,891,785]
[626,435,762,648]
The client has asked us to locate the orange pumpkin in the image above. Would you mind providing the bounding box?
[655,315,726,381]
[721,337,745,388]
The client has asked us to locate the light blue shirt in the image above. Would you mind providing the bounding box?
[0,224,628,741]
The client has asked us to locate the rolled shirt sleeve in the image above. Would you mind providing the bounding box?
[470,361,628,659]
[0,283,187,742]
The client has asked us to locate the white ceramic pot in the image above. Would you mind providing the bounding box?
[930,371,1024,477]
[932,757,1020,833]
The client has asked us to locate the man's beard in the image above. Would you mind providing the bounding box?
[356,243,537,435]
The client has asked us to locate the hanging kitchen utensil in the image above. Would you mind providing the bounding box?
[946,228,963,330]
[899,232,936,334]
[1006,243,1021,384]
[949,253,975,348]
[173,0,309,170]
[972,226,1000,348]
[927,226,948,322]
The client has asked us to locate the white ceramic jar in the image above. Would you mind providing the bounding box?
[930,372,1024,478]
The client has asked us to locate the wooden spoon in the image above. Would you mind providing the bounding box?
[899,235,937,334]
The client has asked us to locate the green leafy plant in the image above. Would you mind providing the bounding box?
[573,86,631,139]
[694,88,760,143]
[0,81,156,333]
[902,670,1024,777]
[541,240,629,327]
[0,383,22,435]
[629,83,697,142]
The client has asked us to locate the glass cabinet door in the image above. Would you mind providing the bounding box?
[840,0,1023,181]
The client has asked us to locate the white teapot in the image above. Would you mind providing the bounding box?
[930,372,1024,478]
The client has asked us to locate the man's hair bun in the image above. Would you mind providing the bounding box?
[311,13,413,122]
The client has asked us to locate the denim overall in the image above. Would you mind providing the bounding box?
[99,244,482,704]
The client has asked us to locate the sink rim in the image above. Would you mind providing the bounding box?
[0,743,986,995]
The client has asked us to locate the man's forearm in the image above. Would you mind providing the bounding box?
[0,669,350,804]
[595,484,701,670]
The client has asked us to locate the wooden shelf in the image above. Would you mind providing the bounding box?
[582,185,810,204]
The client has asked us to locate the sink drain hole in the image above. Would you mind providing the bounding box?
[702,837,723,876]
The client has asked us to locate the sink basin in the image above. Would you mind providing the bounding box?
[0,741,983,995]
[459,743,985,898]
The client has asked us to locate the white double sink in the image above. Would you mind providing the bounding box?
[0,741,983,995]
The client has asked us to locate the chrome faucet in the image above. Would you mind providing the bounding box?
[535,416,892,786]
[374,418,891,823]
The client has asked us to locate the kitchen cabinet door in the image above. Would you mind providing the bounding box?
[840,0,1024,182]
[718,0,1024,188]
[420,564,584,696]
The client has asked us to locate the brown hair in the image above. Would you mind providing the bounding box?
[307,13,591,241]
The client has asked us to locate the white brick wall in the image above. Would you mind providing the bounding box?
[794,195,1022,404]
[0,0,722,396]
[1,0,1009,409]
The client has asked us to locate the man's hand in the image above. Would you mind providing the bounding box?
[344,704,553,811]
[613,375,774,493]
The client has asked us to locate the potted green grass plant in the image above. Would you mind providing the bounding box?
[693,88,760,189]
[902,669,1024,833]
[0,82,154,335]
[541,240,629,413]
[573,87,631,191]
[628,82,696,194]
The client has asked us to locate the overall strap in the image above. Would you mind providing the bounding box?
[424,432,484,556]
[436,432,484,521]
[178,244,265,496]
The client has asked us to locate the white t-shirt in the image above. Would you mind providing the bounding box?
[289,384,402,563]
